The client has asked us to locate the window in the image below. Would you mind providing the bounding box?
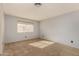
[17,22,34,33]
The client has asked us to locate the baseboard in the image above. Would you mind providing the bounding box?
[5,37,41,44]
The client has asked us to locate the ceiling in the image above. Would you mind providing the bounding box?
[3,3,79,21]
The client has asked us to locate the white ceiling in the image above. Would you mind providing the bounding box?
[3,3,79,21]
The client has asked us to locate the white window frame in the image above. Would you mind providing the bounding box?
[17,21,34,33]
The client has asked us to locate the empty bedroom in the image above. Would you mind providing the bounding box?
[0,3,79,56]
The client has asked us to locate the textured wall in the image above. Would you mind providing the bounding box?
[40,11,79,48]
[0,4,4,54]
[4,15,40,43]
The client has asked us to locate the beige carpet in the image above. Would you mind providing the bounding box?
[3,39,79,56]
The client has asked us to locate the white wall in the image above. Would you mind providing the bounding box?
[4,15,40,43]
[40,11,79,48]
[0,4,4,54]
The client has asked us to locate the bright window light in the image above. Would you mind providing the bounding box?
[17,22,34,33]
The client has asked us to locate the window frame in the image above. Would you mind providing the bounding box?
[17,21,34,33]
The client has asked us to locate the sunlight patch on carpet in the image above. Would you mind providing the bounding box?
[29,40,55,48]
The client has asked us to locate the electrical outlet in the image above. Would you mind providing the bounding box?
[25,36,27,38]
[71,40,74,43]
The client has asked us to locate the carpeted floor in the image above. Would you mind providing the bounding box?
[3,39,79,56]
